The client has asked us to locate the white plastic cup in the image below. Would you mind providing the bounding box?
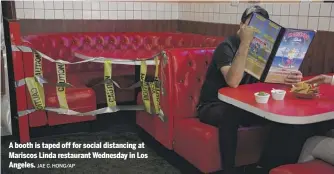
[254,92,270,104]
[271,89,286,100]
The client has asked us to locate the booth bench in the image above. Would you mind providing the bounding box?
[136,48,267,173]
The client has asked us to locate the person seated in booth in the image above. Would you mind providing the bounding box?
[197,5,313,174]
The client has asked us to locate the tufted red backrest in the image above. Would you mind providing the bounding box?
[160,48,215,119]
[22,32,224,77]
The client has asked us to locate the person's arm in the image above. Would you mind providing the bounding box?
[304,74,334,85]
[220,25,254,88]
[220,41,251,88]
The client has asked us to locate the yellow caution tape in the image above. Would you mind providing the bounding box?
[15,45,158,89]
[25,77,45,110]
[140,60,151,114]
[25,51,46,110]
[16,45,158,66]
[149,82,156,113]
[104,60,117,108]
[56,63,69,109]
[154,58,161,114]
[33,50,43,76]
[16,45,167,120]
[150,56,161,114]
[17,105,146,118]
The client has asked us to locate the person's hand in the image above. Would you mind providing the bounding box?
[304,74,332,85]
[284,71,303,85]
[238,25,255,44]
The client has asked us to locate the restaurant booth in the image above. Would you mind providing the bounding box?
[2,15,334,174]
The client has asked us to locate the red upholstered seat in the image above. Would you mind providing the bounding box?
[174,119,267,173]
[270,160,334,174]
[136,48,268,173]
[44,84,96,126]
[28,75,96,127]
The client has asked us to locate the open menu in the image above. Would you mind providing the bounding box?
[245,13,316,84]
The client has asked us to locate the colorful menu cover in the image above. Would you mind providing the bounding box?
[246,13,316,84]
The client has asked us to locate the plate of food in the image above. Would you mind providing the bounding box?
[290,82,319,99]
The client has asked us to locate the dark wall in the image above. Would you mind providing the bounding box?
[19,19,178,35]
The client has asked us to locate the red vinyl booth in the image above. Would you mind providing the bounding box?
[21,32,224,107]
[9,19,226,143]
[136,48,268,173]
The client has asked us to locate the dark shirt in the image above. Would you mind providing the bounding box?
[198,35,258,107]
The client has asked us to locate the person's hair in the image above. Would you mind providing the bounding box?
[241,5,269,23]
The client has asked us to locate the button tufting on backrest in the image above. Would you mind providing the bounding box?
[96,36,104,45]
[164,48,217,120]
[188,61,192,67]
